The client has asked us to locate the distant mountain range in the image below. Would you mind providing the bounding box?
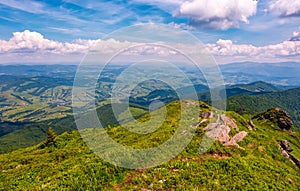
[1,62,299,86]
[220,62,300,87]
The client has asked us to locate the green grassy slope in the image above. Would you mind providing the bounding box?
[0,101,299,190]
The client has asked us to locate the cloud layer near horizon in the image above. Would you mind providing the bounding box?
[0,30,300,64]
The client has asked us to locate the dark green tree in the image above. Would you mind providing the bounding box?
[45,127,57,146]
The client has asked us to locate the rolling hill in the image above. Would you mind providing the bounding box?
[228,88,300,131]
[0,102,147,153]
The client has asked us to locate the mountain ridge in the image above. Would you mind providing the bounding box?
[0,101,299,190]
[228,87,300,131]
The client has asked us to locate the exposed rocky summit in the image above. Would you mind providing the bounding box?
[252,108,293,130]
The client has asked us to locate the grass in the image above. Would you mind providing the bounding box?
[0,101,299,190]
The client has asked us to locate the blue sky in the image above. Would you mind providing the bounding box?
[0,0,300,64]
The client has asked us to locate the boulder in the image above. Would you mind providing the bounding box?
[231,131,248,143]
[218,125,231,144]
[247,120,255,130]
[200,112,211,119]
[224,131,248,149]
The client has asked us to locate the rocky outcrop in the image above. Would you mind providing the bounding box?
[202,112,247,149]
[247,120,255,130]
[280,140,293,152]
[278,140,300,169]
[218,125,231,144]
[198,111,213,125]
[252,108,293,130]
[221,115,239,131]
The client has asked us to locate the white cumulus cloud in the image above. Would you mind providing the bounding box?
[0,30,139,55]
[1,30,300,64]
[269,0,300,17]
[178,0,258,30]
[0,30,138,63]
[0,30,86,54]
[207,38,300,63]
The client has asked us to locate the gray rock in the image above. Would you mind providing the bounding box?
[247,120,255,130]
[200,112,211,119]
